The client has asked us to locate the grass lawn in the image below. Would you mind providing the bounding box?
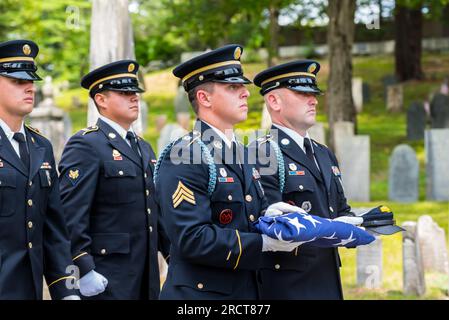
[54,52,449,299]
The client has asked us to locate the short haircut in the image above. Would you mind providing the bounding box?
[187,82,215,114]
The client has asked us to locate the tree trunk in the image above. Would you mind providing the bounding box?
[267,3,280,67]
[327,0,357,150]
[394,2,424,81]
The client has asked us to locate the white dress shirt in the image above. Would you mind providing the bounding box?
[202,120,237,149]
[99,115,136,148]
[273,123,320,171]
[0,118,27,158]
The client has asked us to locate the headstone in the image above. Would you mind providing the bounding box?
[260,103,271,129]
[87,0,146,135]
[388,144,419,202]
[157,123,188,155]
[174,85,190,114]
[425,129,449,200]
[335,135,370,202]
[362,82,371,103]
[156,115,167,132]
[28,77,71,163]
[381,74,397,101]
[407,102,426,140]
[386,84,403,113]
[416,215,449,275]
[332,121,354,153]
[308,122,325,145]
[352,77,363,113]
[357,237,382,289]
[430,93,449,128]
[402,221,426,296]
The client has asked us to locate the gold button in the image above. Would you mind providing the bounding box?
[118,170,124,176]
[28,221,33,229]
[249,215,255,222]
[245,195,252,202]
[27,199,33,206]
[329,206,334,213]
[146,190,150,196]
[197,283,204,289]
[147,208,151,214]
[228,195,233,201]
[144,173,148,178]
[100,249,107,255]
[275,264,281,270]
[149,226,153,232]
[299,185,304,190]
[28,242,33,249]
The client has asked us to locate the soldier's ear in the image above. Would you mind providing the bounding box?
[265,92,281,112]
[196,89,212,108]
[94,92,108,111]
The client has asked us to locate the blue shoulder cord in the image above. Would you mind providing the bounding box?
[153,137,217,196]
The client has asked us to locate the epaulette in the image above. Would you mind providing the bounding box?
[81,125,99,135]
[25,124,45,137]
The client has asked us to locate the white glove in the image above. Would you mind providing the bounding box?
[77,270,108,297]
[261,234,300,252]
[265,202,306,218]
[333,215,363,226]
[62,295,81,300]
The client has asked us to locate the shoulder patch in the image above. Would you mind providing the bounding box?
[81,125,99,135]
[25,124,45,137]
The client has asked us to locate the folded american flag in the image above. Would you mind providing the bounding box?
[254,212,375,248]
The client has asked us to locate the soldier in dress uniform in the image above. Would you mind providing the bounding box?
[249,60,359,300]
[154,44,302,300]
[58,60,169,300]
[0,39,79,300]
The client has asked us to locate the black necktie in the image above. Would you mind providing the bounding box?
[303,138,315,163]
[13,132,29,172]
[126,131,140,157]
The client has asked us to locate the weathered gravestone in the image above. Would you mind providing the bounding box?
[357,237,383,289]
[425,129,449,201]
[402,221,426,296]
[28,77,71,163]
[407,102,426,140]
[416,215,449,275]
[386,84,403,113]
[430,93,449,129]
[388,144,419,202]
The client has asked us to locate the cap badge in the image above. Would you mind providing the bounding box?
[128,63,135,72]
[234,47,242,60]
[308,63,317,73]
[23,44,31,56]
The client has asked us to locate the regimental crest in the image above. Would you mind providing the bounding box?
[68,168,81,186]
[301,201,312,213]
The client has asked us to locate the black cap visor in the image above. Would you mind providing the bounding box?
[288,84,323,95]
[369,224,405,235]
[214,75,252,85]
[0,70,42,81]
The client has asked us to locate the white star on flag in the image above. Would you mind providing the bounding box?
[302,214,322,228]
[285,216,307,234]
[323,232,337,240]
[333,231,356,246]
